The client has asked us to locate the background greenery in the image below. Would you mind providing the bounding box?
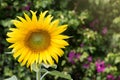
[0,0,120,80]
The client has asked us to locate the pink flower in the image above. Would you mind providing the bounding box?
[68,51,81,64]
[89,19,99,28]
[102,27,108,35]
[107,74,115,80]
[68,51,76,64]
[95,60,105,73]
[76,54,81,59]
[83,63,90,69]
[117,76,120,80]
[87,56,92,62]
[80,43,84,47]
[22,2,31,11]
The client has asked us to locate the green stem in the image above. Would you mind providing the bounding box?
[40,71,49,80]
[36,65,41,80]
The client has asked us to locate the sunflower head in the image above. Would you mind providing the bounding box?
[7,10,69,68]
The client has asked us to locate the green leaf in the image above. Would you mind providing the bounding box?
[95,0,100,5]
[102,0,110,4]
[113,16,120,24]
[42,63,57,69]
[49,70,72,80]
[105,66,117,73]
[0,19,12,27]
[31,63,39,72]
[68,19,79,29]
[80,52,89,62]
[107,52,114,58]
[61,60,66,66]
[89,47,96,53]
[5,75,17,80]
[4,67,13,76]
[115,56,120,64]
[79,10,89,24]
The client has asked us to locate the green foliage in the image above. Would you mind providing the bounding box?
[49,70,72,80]
[5,75,17,80]
[79,52,89,62]
[105,52,120,64]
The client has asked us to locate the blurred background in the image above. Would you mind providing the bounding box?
[0,0,120,80]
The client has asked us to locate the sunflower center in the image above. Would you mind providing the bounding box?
[26,30,50,51]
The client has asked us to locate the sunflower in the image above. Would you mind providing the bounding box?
[7,10,69,68]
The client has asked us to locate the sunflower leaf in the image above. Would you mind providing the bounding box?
[49,70,73,80]
[42,63,57,69]
[31,63,39,72]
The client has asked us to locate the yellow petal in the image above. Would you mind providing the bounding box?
[39,52,43,64]
[48,48,58,63]
[51,53,58,63]
[45,51,54,65]
[51,25,67,35]
[24,12,31,21]
[48,20,59,32]
[27,53,35,67]
[6,38,16,43]
[38,11,48,23]
[21,51,31,66]
[12,20,23,28]
[30,10,37,22]
[51,42,65,48]
[35,53,39,64]
[30,55,36,66]
[42,52,48,64]
[44,15,53,26]
[17,16,27,23]
[51,39,69,46]
[52,35,69,39]
[50,46,64,57]
[13,49,23,59]
[9,28,17,31]
[18,48,28,63]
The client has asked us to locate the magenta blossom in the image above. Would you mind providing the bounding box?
[83,63,90,69]
[87,56,92,62]
[24,6,30,11]
[22,3,31,11]
[82,56,92,69]
[107,74,115,80]
[89,19,99,28]
[102,27,108,35]
[80,43,84,47]
[68,51,80,64]
[117,76,120,80]
[68,51,76,64]
[76,53,81,59]
[95,60,105,73]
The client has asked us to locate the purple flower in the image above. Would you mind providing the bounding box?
[22,3,31,11]
[82,26,86,29]
[68,51,76,64]
[24,6,30,11]
[117,76,120,80]
[102,27,108,35]
[75,53,81,59]
[68,51,81,64]
[80,43,84,47]
[87,56,92,62]
[89,19,99,28]
[95,60,105,73]
[107,74,115,80]
[83,63,90,69]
